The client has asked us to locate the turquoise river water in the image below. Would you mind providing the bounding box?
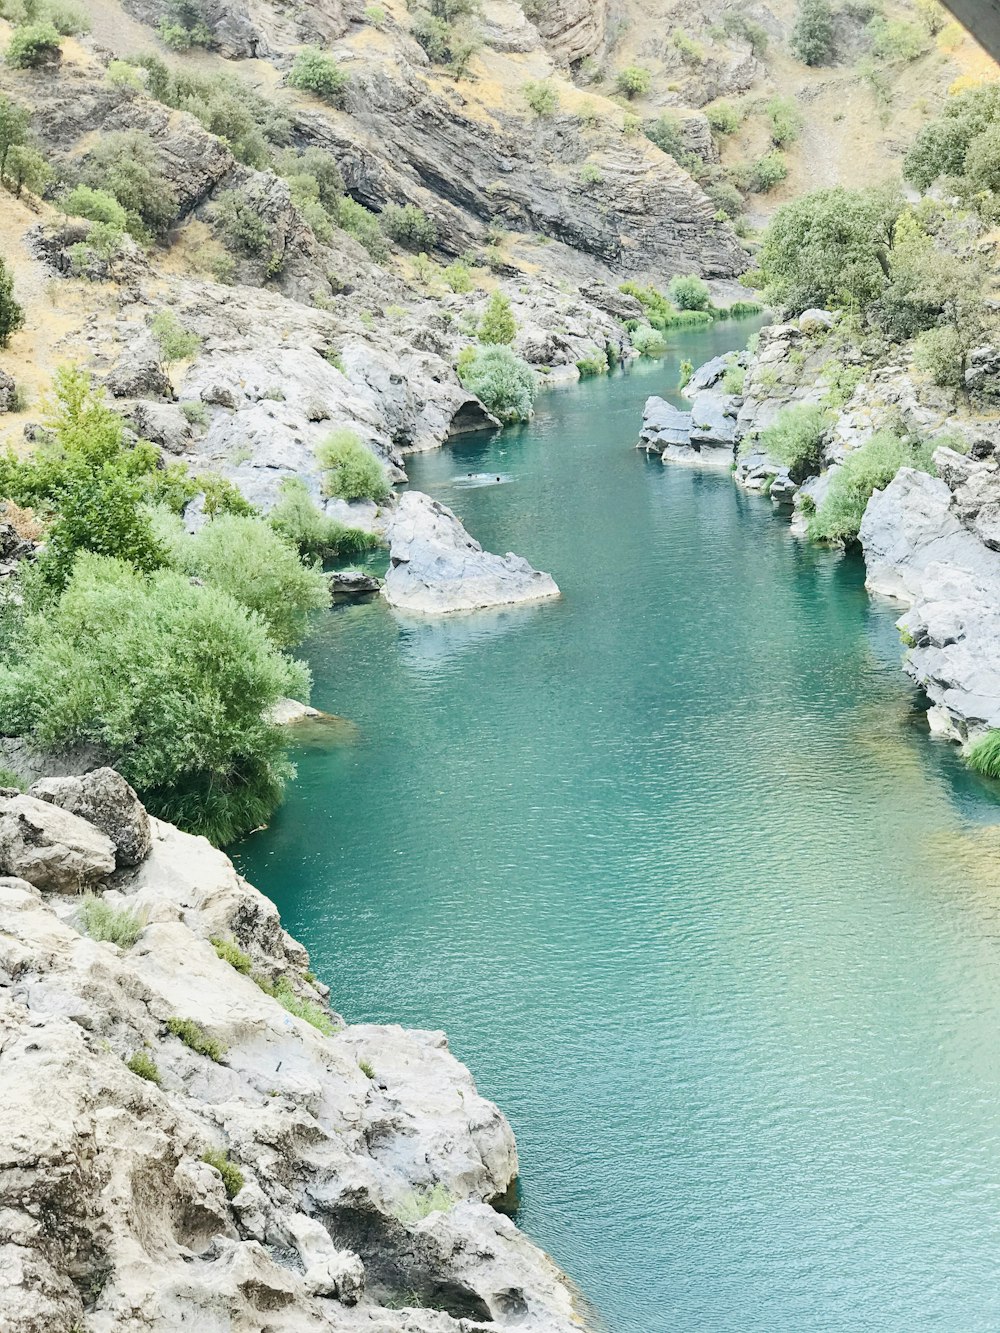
[237,320,1000,1332]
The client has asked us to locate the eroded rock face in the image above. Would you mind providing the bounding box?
[0,784,585,1332]
[383,492,560,614]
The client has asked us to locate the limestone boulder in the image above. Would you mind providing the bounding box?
[638,396,692,455]
[0,793,115,892]
[383,492,559,615]
[29,768,151,868]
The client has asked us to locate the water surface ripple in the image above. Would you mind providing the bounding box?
[238,324,1000,1332]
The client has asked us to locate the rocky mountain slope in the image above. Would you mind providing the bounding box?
[0,768,585,1332]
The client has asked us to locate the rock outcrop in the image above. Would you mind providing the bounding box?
[383,492,560,614]
[0,776,585,1332]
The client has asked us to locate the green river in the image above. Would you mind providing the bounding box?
[237,320,1000,1332]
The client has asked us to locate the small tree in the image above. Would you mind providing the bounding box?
[151,310,201,366]
[0,96,28,179]
[667,274,710,311]
[287,48,348,105]
[791,0,834,65]
[0,257,24,348]
[458,345,535,422]
[522,79,557,116]
[5,144,51,198]
[616,65,651,99]
[478,290,516,344]
[317,429,390,501]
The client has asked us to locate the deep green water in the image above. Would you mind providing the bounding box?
[237,322,1000,1332]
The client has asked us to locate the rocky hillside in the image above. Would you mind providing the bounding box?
[0,767,585,1332]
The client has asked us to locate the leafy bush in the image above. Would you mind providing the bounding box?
[757,404,830,478]
[722,363,746,395]
[0,95,28,179]
[157,0,212,49]
[722,8,769,53]
[337,197,389,261]
[766,96,802,147]
[168,1018,226,1061]
[672,29,705,64]
[381,202,437,250]
[287,47,348,105]
[580,162,603,186]
[667,274,710,311]
[678,358,694,389]
[126,1050,161,1084]
[616,65,651,99]
[644,111,683,158]
[478,290,516,344]
[630,323,667,356]
[151,310,201,366]
[0,256,24,349]
[576,352,607,377]
[791,0,833,65]
[742,150,788,193]
[0,553,306,843]
[61,185,127,229]
[78,894,146,948]
[443,259,473,292]
[394,1184,455,1223]
[706,101,741,134]
[867,16,928,62]
[6,22,61,68]
[82,132,177,239]
[211,935,252,973]
[967,731,1000,781]
[913,325,966,387]
[173,513,330,648]
[317,429,390,502]
[269,477,380,560]
[47,2,90,34]
[458,345,535,422]
[523,79,557,116]
[705,180,744,220]
[755,185,902,314]
[202,1148,244,1198]
[808,431,935,542]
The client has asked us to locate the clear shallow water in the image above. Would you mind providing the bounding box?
[237,323,1000,1333]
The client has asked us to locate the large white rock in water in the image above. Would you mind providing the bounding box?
[383,491,560,614]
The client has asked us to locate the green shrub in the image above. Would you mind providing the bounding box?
[630,323,667,356]
[0,553,306,844]
[47,2,90,34]
[381,202,437,250]
[576,352,607,377]
[678,358,694,390]
[126,1050,161,1084]
[5,142,49,197]
[317,429,390,502]
[107,59,144,92]
[270,978,335,1034]
[6,22,61,68]
[743,150,788,193]
[82,132,177,239]
[523,79,557,116]
[151,310,201,366]
[167,1017,226,1062]
[808,430,935,542]
[757,404,831,478]
[157,0,212,50]
[616,65,651,98]
[791,0,834,65]
[580,162,603,186]
[672,29,705,64]
[705,180,744,220]
[179,400,209,427]
[766,96,802,147]
[904,84,1000,192]
[443,259,473,292]
[202,1148,245,1197]
[913,325,966,388]
[173,513,330,649]
[644,112,684,158]
[722,363,746,394]
[867,16,928,62]
[337,196,389,261]
[211,935,252,973]
[667,274,710,311]
[0,95,28,179]
[706,101,741,134]
[0,765,26,790]
[287,47,347,104]
[269,477,380,560]
[458,345,535,422]
[359,1057,375,1078]
[967,731,1000,781]
[62,185,127,229]
[0,257,24,349]
[78,894,146,948]
[478,290,516,344]
[722,9,769,53]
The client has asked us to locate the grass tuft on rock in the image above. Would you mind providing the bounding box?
[78,895,146,949]
[393,1183,455,1224]
[211,936,252,974]
[126,1050,161,1084]
[967,731,1000,781]
[167,1017,227,1062]
[202,1148,245,1199]
[255,974,337,1035]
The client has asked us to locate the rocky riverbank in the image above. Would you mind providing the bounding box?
[643,318,1000,749]
[0,768,586,1332]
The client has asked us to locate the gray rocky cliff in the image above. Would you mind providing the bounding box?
[0,771,585,1332]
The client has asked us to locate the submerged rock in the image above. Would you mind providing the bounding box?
[329,569,383,598]
[383,492,560,615]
